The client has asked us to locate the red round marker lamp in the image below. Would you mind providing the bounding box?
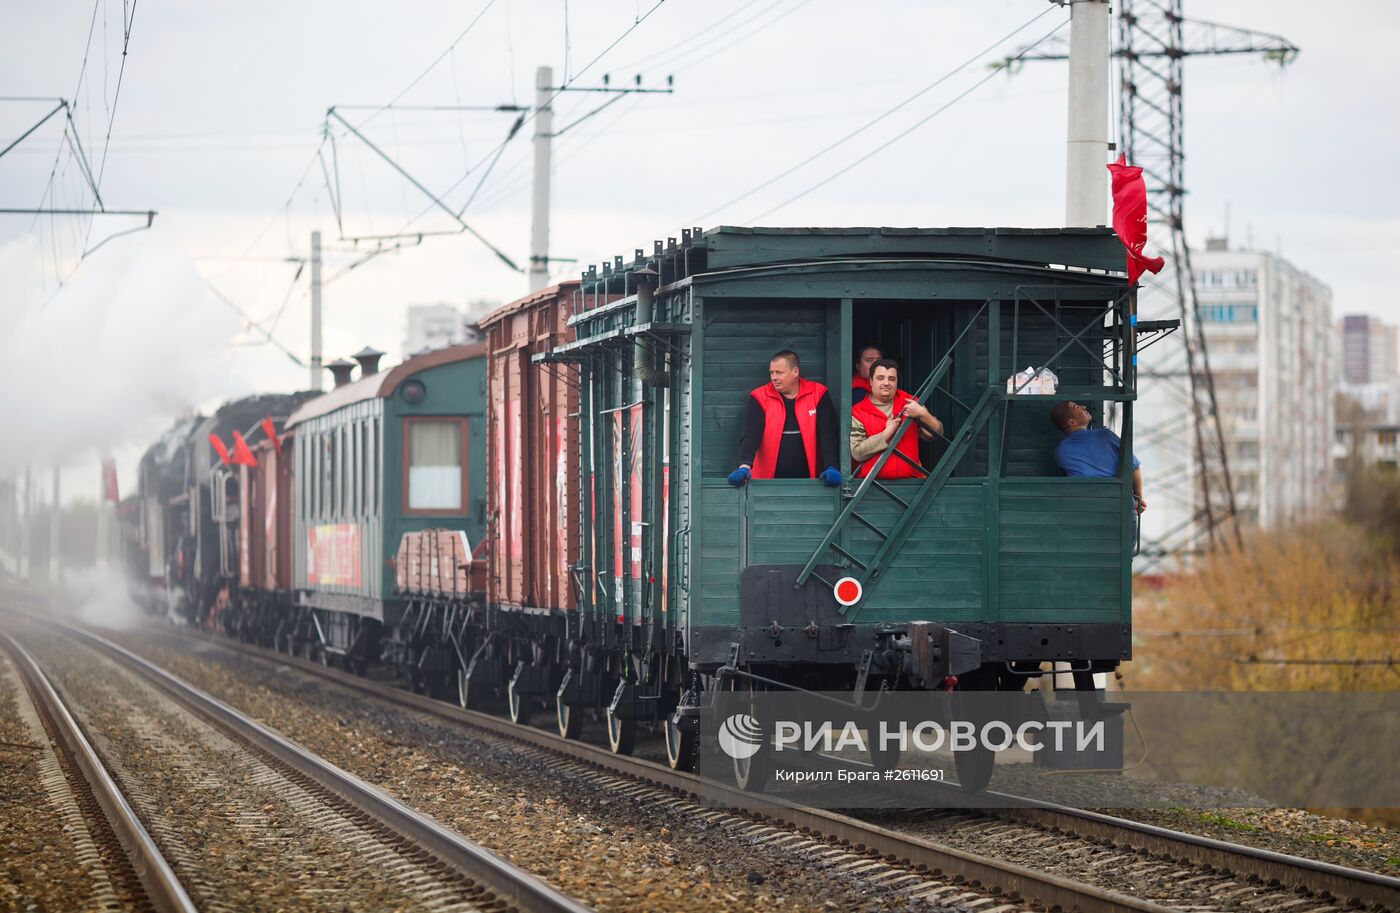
[834,576,863,607]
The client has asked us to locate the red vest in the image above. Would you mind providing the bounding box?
[851,374,872,396]
[853,390,924,480]
[750,379,827,479]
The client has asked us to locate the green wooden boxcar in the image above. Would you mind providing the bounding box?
[550,227,1144,765]
[284,344,488,662]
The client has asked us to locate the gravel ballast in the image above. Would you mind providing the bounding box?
[15,623,506,913]
[0,643,130,913]
[102,625,1035,913]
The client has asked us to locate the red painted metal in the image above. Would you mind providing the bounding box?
[478,283,582,612]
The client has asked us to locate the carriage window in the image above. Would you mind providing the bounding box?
[405,418,467,512]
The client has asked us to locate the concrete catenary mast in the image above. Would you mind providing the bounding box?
[1064,0,1110,227]
[310,229,323,391]
[528,66,554,293]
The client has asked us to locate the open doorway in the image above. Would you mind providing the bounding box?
[849,300,958,476]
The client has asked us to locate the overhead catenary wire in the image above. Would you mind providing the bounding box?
[691,3,1060,225]
[667,0,815,77]
[609,0,785,74]
[747,14,1070,223]
[82,0,140,255]
[357,0,501,128]
[206,283,307,368]
[335,1,669,251]
[212,138,327,281]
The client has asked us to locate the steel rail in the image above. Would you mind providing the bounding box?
[50,622,595,913]
[992,804,1399,910]
[0,631,197,913]
[126,623,1400,911]
[148,627,1284,913]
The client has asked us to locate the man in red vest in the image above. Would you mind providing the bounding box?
[729,350,841,486]
[852,343,882,406]
[850,360,943,479]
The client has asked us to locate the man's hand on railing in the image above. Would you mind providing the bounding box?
[728,465,751,487]
[897,399,943,436]
[819,466,843,487]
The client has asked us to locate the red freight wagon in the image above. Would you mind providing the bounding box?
[478,282,581,612]
[238,431,295,592]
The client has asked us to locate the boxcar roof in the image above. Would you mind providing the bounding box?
[703,226,1124,271]
[286,341,487,429]
[576,226,1127,296]
[478,280,580,329]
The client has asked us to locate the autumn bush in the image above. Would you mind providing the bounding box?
[1129,518,1399,692]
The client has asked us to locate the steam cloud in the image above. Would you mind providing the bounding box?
[0,236,243,476]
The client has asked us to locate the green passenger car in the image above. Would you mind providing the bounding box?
[284,344,488,663]
[553,227,1149,768]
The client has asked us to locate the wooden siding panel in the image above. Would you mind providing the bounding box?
[699,301,830,477]
[996,478,1127,623]
[695,485,742,626]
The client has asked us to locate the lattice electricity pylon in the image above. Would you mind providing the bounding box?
[1005,0,1297,566]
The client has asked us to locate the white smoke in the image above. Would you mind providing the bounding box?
[0,235,243,477]
[68,564,142,631]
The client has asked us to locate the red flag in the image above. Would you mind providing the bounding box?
[208,433,232,465]
[230,430,258,467]
[1106,154,1165,285]
[101,458,119,503]
[260,416,282,455]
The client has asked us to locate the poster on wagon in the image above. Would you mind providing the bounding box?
[306,524,362,587]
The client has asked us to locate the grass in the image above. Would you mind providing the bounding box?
[1191,812,1261,833]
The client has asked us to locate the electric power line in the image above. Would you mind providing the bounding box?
[747,13,1070,223]
[609,0,782,73]
[82,0,140,255]
[332,1,670,254]
[690,3,1061,225]
[668,0,815,77]
[359,0,501,128]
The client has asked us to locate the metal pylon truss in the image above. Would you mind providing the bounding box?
[1008,0,1297,566]
[1117,0,1296,564]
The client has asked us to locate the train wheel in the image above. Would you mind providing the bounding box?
[556,695,582,740]
[953,745,994,793]
[728,675,771,791]
[606,708,636,755]
[456,668,478,710]
[507,677,532,725]
[869,739,901,774]
[951,681,995,793]
[664,711,698,772]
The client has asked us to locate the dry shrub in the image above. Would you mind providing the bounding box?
[1130,520,1399,692]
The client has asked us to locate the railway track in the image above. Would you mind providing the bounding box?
[3,617,592,913]
[0,630,195,913]
[136,621,1400,913]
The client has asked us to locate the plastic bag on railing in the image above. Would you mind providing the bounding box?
[1005,366,1059,395]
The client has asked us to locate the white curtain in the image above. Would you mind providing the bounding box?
[409,421,461,509]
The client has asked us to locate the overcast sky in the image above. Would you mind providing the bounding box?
[3,0,1399,502]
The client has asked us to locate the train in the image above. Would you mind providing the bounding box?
[121,225,1150,790]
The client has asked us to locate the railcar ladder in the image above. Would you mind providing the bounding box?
[795,299,1000,614]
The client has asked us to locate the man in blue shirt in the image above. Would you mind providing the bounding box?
[1050,401,1146,514]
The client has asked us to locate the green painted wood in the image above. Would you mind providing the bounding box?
[701,226,1127,274]
[568,230,1137,641]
